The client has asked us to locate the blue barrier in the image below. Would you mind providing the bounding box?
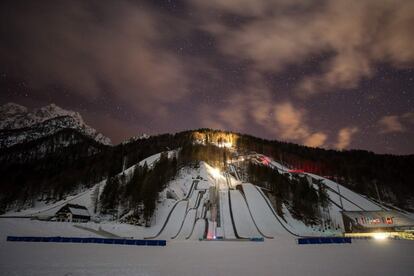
[249,237,265,242]
[6,236,167,247]
[298,237,351,245]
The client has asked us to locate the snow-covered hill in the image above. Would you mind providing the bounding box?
[0,103,111,148]
[2,143,413,241]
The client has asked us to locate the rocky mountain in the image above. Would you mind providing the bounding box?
[0,103,111,148]
[121,133,150,145]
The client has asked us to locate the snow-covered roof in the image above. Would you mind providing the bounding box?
[68,206,90,217]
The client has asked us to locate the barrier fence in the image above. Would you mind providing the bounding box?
[298,237,352,245]
[7,236,166,246]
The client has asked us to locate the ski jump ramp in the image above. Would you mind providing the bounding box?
[229,189,261,239]
[242,183,294,238]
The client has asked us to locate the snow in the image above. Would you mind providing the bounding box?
[279,204,342,237]
[5,152,412,245]
[156,201,188,239]
[230,190,261,238]
[5,150,176,219]
[122,150,177,179]
[189,219,206,240]
[68,206,90,217]
[1,219,413,276]
[242,183,291,238]
[144,199,176,237]
[175,209,197,239]
[196,192,207,219]
[1,153,414,274]
[188,190,200,208]
[324,187,363,211]
[80,222,145,239]
[248,154,391,235]
[5,181,105,218]
[219,190,236,239]
[166,167,197,199]
[0,102,111,147]
[307,173,383,211]
[0,218,97,238]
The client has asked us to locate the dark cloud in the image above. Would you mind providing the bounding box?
[192,0,414,95]
[0,1,190,115]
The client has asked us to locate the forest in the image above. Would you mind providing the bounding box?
[0,128,413,214]
[247,162,329,225]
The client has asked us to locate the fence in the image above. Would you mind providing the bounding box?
[7,236,166,246]
[298,237,351,245]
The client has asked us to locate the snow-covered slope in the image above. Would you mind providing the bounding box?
[4,151,173,219]
[3,146,413,241]
[248,154,392,236]
[0,102,111,148]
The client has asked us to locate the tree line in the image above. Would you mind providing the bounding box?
[1,127,412,214]
[247,162,329,225]
[100,153,178,224]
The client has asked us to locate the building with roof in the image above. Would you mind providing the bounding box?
[55,204,91,222]
[342,210,414,233]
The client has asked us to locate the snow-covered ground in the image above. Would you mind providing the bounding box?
[4,180,105,218]
[1,218,413,276]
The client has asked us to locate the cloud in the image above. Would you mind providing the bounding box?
[0,1,190,117]
[272,103,310,140]
[378,112,414,134]
[199,80,328,147]
[304,132,327,148]
[402,112,414,124]
[335,127,359,150]
[191,0,414,96]
[378,115,405,134]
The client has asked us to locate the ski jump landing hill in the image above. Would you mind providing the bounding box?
[144,153,399,240]
[143,160,302,241]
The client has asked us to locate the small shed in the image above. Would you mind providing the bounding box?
[55,204,91,223]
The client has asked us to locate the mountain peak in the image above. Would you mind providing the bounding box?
[0,102,111,147]
[0,102,28,116]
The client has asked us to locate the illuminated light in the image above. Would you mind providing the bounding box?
[288,169,305,173]
[211,168,221,179]
[260,157,270,165]
[373,232,389,241]
[386,217,393,224]
[217,141,232,148]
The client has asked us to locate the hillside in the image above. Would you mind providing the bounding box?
[1,128,413,241]
[1,128,414,216]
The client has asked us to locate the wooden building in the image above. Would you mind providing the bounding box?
[55,204,91,222]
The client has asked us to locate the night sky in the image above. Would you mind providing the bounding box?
[1,0,413,154]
